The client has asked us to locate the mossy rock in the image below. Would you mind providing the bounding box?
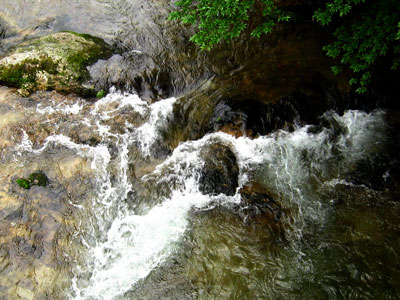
[0,32,113,96]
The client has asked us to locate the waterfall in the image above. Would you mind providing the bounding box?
[26,90,382,300]
[4,84,389,300]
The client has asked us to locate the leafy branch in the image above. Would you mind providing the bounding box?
[168,0,290,50]
[314,0,400,93]
[170,0,400,93]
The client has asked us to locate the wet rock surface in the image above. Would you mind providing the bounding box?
[239,183,283,220]
[166,88,336,150]
[0,87,100,300]
[0,155,94,300]
[209,97,301,137]
[198,143,239,196]
[88,53,174,102]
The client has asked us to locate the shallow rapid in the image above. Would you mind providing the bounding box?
[1,87,399,300]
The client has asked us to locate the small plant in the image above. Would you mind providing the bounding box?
[96,89,106,99]
[16,178,31,189]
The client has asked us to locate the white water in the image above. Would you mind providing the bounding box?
[135,96,177,157]
[37,101,83,115]
[71,100,385,299]
[11,89,386,300]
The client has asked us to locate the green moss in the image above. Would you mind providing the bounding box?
[0,60,36,87]
[16,178,30,189]
[28,172,49,187]
[0,56,59,89]
[62,31,108,45]
[15,171,49,189]
[0,32,114,96]
[66,52,88,69]
[63,31,113,72]
[38,56,59,74]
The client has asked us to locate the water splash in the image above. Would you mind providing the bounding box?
[10,88,387,300]
[135,97,177,157]
[37,101,83,115]
[91,89,149,119]
[70,103,386,300]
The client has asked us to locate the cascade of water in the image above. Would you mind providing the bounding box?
[135,97,177,157]
[68,90,386,299]
[10,88,386,300]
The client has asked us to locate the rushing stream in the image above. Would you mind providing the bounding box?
[1,85,399,299]
[1,0,400,299]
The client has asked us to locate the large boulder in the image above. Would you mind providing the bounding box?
[198,143,239,196]
[0,32,113,97]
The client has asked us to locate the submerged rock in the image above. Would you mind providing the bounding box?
[0,151,95,299]
[239,183,283,220]
[198,143,239,196]
[208,97,301,137]
[0,32,113,97]
[238,183,288,237]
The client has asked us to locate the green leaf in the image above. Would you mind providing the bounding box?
[318,0,400,93]
[356,86,367,93]
[331,65,342,74]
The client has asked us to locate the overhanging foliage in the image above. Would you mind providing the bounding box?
[170,0,400,93]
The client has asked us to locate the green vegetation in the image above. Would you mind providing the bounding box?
[16,171,49,189]
[314,0,400,93]
[0,55,59,94]
[62,31,108,45]
[170,0,400,93]
[16,178,31,189]
[29,172,49,187]
[168,0,290,50]
[96,89,106,99]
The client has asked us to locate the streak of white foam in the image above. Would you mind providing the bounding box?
[92,89,148,119]
[37,102,83,115]
[135,97,176,157]
[78,190,210,300]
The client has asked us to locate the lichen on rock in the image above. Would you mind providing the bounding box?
[0,32,113,96]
